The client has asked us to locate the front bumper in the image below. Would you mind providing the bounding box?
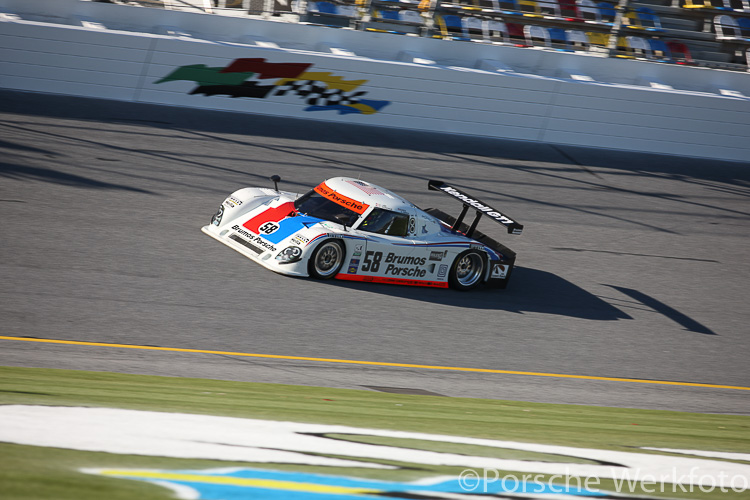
[201,225,309,277]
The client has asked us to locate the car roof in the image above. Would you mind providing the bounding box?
[322,177,416,213]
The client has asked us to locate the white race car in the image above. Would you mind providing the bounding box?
[202,176,523,290]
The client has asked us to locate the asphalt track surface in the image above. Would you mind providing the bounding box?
[1,90,749,414]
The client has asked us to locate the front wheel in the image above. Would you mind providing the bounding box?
[308,239,345,279]
[449,250,485,291]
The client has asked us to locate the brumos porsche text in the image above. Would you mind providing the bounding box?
[232,225,277,252]
[314,183,369,214]
[363,251,428,277]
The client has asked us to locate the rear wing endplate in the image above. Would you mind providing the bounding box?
[428,180,523,236]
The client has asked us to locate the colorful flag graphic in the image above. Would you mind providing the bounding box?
[155,58,390,115]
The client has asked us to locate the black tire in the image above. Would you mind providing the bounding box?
[308,239,345,279]
[448,250,485,291]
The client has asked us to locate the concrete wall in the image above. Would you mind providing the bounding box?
[1,0,749,161]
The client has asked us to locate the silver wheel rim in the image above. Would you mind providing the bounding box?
[314,242,342,277]
[456,253,483,287]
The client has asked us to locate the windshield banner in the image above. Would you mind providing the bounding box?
[315,182,370,214]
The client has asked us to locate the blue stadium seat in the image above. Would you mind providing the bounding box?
[737,16,750,37]
[548,27,572,49]
[628,7,664,31]
[438,14,472,39]
[648,38,673,61]
[597,1,616,24]
[378,9,400,19]
[314,1,338,13]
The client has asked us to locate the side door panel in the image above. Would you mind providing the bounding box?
[340,209,453,287]
[359,236,420,279]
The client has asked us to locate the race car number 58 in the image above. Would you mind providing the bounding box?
[259,222,279,234]
[361,251,382,272]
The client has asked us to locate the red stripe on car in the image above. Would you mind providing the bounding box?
[243,202,296,233]
[335,274,449,288]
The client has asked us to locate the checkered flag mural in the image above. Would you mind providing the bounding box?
[155,58,390,115]
[273,80,367,106]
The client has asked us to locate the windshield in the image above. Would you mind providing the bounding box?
[358,208,410,237]
[294,190,360,226]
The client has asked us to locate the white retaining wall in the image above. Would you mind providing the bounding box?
[1,0,749,161]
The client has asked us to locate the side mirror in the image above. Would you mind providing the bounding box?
[335,214,351,230]
[270,175,281,193]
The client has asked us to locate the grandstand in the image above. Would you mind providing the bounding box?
[1,0,748,161]
[89,0,750,70]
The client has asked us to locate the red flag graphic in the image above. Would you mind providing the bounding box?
[221,58,311,79]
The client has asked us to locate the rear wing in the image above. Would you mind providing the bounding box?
[428,180,523,236]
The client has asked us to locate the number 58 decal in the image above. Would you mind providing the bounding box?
[259,222,279,234]
[361,251,383,272]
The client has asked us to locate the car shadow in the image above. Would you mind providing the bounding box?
[321,267,631,321]
[605,285,716,335]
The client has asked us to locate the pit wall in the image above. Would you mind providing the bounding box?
[2,0,749,161]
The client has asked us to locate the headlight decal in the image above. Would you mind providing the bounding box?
[276,246,303,263]
[211,205,224,226]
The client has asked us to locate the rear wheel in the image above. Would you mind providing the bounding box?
[308,240,345,279]
[449,250,485,291]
